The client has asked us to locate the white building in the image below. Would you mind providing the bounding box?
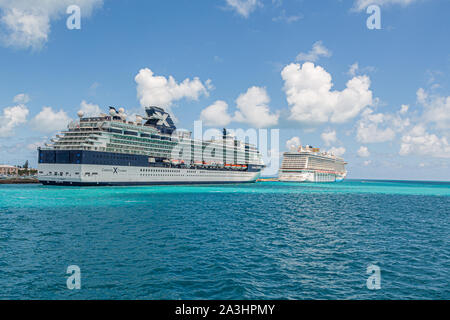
[0,165,19,176]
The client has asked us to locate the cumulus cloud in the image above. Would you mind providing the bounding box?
[399,125,450,158]
[0,0,103,50]
[225,0,262,18]
[282,62,373,126]
[286,136,301,151]
[296,41,331,62]
[417,88,450,130]
[199,86,279,128]
[321,130,337,146]
[357,146,370,157]
[356,105,411,143]
[79,100,101,117]
[353,0,419,11]
[200,100,232,127]
[233,86,279,128]
[328,147,346,157]
[135,68,210,112]
[31,106,71,133]
[356,108,397,143]
[0,103,29,137]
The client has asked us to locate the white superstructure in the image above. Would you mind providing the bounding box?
[38,106,264,186]
[279,146,347,183]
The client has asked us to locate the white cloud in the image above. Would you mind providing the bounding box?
[348,63,359,77]
[328,147,346,157]
[272,0,283,7]
[400,104,409,115]
[0,103,29,137]
[321,130,337,146]
[357,146,370,157]
[79,100,101,117]
[199,86,278,128]
[347,62,376,77]
[353,0,419,11]
[0,0,103,50]
[399,125,450,158]
[225,0,262,18]
[200,100,232,127]
[272,10,302,23]
[282,62,373,125]
[363,160,372,166]
[135,68,210,111]
[416,87,427,104]
[13,93,30,104]
[296,41,332,62]
[417,88,450,130]
[233,86,279,128]
[205,79,214,91]
[356,108,397,143]
[31,106,71,133]
[286,136,301,151]
[356,105,411,144]
[27,138,47,151]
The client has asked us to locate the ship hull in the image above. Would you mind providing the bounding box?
[38,163,261,186]
[40,180,257,186]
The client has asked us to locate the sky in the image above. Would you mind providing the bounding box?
[0,0,449,180]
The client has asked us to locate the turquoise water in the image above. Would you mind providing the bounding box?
[0,180,449,299]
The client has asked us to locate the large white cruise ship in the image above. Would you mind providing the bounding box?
[38,106,265,186]
[279,146,347,183]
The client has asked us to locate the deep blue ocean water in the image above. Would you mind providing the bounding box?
[0,180,449,300]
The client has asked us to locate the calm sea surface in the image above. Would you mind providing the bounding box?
[0,180,449,300]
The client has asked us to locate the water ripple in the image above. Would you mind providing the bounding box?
[0,181,449,299]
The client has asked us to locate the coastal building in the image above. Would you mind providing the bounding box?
[0,165,19,176]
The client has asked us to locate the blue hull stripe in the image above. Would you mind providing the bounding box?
[39,150,263,172]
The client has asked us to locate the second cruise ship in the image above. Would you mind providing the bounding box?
[38,106,265,186]
[279,145,347,183]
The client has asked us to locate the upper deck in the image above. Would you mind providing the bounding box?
[39,106,264,167]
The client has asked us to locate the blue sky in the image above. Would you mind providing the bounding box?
[0,0,449,180]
